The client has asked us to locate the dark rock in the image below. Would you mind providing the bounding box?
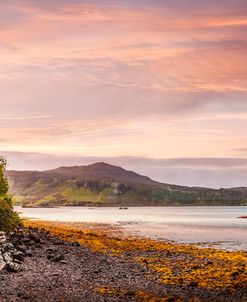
[12,251,25,262]
[22,238,31,244]
[16,244,27,253]
[13,259,22,264]
[189,281,199,287]
[47,253,65,262]
[30,233,41,243]
[231,271,240,278]
[6,262,20,272]
[12,239,22,247]
[25,250,33,257]
[166,297,176,302]
[47,253,54,260]
[126,290,135,296]
[17,228,25,234]
[17,291,31,299]
[71,242,80,247]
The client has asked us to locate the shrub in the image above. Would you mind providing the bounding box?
[0,157,20,231]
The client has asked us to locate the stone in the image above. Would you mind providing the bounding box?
[166,297,176,302]
[3,252,12,263]
[30,234,41,244]
[6,262,20,272]
[0,235,7,245]
[2,243,15,253]
[13,259,22,264]
[16,245,27,253]
[22,238,31,244]
[71,242,80,247]
[126,290,135,297]
[231,271,240,278]
[48,253,65,262]
[189,281,199,287]
[0,259,6,271]
[25,250,33,257]
[12,251,25,262]
[17,229,25,234]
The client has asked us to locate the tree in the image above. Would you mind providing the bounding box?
[0,157,20,231]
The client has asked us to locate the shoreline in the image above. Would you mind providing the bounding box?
[1,220,246,301]
[22,221,247,300]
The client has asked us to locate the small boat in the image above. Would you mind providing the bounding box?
[119,207,128,210]
[238,216,247,219]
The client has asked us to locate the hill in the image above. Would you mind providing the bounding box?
[6,162,247,206]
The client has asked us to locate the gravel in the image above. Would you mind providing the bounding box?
[0,228,246,302]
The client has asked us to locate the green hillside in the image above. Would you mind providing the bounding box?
[6,162,247,207]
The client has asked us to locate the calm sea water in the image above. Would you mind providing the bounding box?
[15,206,247,251]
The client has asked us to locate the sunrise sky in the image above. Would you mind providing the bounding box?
[1,0,247,188]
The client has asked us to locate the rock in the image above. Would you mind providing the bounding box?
[12,251,25,261]
[47,253,65,262]
[166,297,176,302]
[189,281,199,287]
[25,250,33,257]
[1,243,15,253]
[0,259,6,271]
[53,254,65,262]
[126,290,135,297]
[71,242,80,247]
[30,234,41,244]
[16,244,27,253]
[22,238,31,244]
[12,239,23,247]
[231,271,240,278]
[17,291,31,299]
[3,252,13,263]
[0,234,7,245]
[6,262,20,272]
[13,259,22,264]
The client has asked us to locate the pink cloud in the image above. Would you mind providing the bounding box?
[0,0,247,173]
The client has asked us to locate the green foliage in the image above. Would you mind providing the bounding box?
[0,157,20,231]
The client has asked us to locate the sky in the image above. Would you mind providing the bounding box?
[1,0,247,188]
